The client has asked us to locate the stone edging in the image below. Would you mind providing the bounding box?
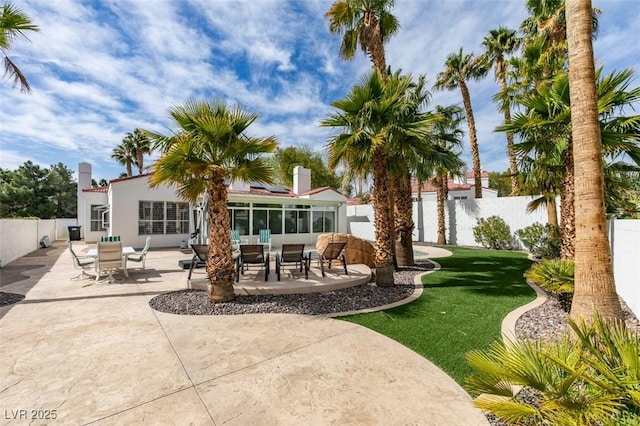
[323,260,441,318]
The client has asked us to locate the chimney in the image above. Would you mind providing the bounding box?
[293,166,311,195]
[77,162,92,230]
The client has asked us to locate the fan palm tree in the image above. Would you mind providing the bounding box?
[566,0,623,323]
[430,105,466,245]
[499,68,640,262]
[322,71,432,284]
[1,2,39,93]
[130,128,152,175]
[325,0,399,81]
[144,99,277,303]
[483,27,521,195]
[434,48,489,198]
[111,134,137,177]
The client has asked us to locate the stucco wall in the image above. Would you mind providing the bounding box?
[109,177,188,249]
[0,218,77,266]
[610,220,640,318]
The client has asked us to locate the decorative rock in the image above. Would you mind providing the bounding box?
[315,233,375,267]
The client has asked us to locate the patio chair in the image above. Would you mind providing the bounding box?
[125,237,151,271]
[318,242,348,278]
[95,241,124,283]
[188,244,208,280]
[231,230,241,251]
[258,229,271,253]
[275,243,309,281]
[68,241,95,280]
[236,244,269,282]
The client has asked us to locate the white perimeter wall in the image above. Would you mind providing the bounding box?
[610,220,640,318]
[0,218,77,266]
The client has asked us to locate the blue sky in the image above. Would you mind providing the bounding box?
[1,0,639,184]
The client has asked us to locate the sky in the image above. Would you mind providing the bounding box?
[1,0,639,184]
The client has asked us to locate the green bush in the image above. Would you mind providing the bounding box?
[524,258,574,312]
[466,313,640,425]
[472,216,512,250]
[516,222,561,259]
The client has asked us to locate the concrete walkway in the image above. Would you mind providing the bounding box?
[0,242,488,425]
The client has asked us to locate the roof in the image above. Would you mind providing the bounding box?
[82,186,108,193]
[411,180,474,193]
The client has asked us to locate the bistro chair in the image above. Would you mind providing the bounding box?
[230,230,241,251]
[236,244,269,282]
[275,243,309,281]
[125,237,151,271]
[68,241,95,280]
[318,242,348,278]
[95,241,124,283]
[258,229,271,253]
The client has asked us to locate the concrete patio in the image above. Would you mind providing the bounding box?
[0,241,488,425]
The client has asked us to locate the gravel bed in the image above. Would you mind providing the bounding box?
[0,291,25,307]
[149,261,433,316]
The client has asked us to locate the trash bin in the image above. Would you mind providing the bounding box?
[68,226,81,241]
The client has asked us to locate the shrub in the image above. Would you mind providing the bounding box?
[472,216,512,250]
[465,313,640,425]
[524,258,574,312]
[515,223,561,259]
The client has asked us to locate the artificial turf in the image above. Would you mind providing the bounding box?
[340,246,536,388]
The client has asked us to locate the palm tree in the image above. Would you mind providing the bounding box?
[111,134,137,177]
[434,48,489,198]
[1,2,39,93]
[322,71,432,284]
[499,69,640,261]
[144,99,277,303]
[325,0,399,81]
[130,128,152,175]
[430,105,465,245]
[565,0,622,322]
[483,27,521,195]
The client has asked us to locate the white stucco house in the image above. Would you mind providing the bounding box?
[411,171,498,201]
[76,163,348,249]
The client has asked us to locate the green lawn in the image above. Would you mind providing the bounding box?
[341,246,536,387]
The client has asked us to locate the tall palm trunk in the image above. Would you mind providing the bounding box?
[497,63,519,195]
[560,140,575,260]
[436,173,448,244]
[372,147,394,286]
[207,174,236,303]
[394,170,414,267]
[566,0,622,323]
[546,198,558,227]
[459,80,483,198]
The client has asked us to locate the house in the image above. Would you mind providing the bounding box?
[76,163,347,248]
[345,171,498,206]
[411,171,498,201]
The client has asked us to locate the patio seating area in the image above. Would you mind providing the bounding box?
[0,240,488,425]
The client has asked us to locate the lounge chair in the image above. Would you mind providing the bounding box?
[95,241,124,283]
[188,244,208,280]
[69,241,95,280]
[318,242,348,277]
[275,244,309,281]
[258,229,271,253]
[236,244,269,282]
[126,237,151,271]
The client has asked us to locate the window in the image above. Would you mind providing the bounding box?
[284,205,310,234]
[139,201,189,235]
[312,209,335,233]
[229,208,250,235]
[252,206,283,235]
[90,205,108,231]
[453,196,468,200]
